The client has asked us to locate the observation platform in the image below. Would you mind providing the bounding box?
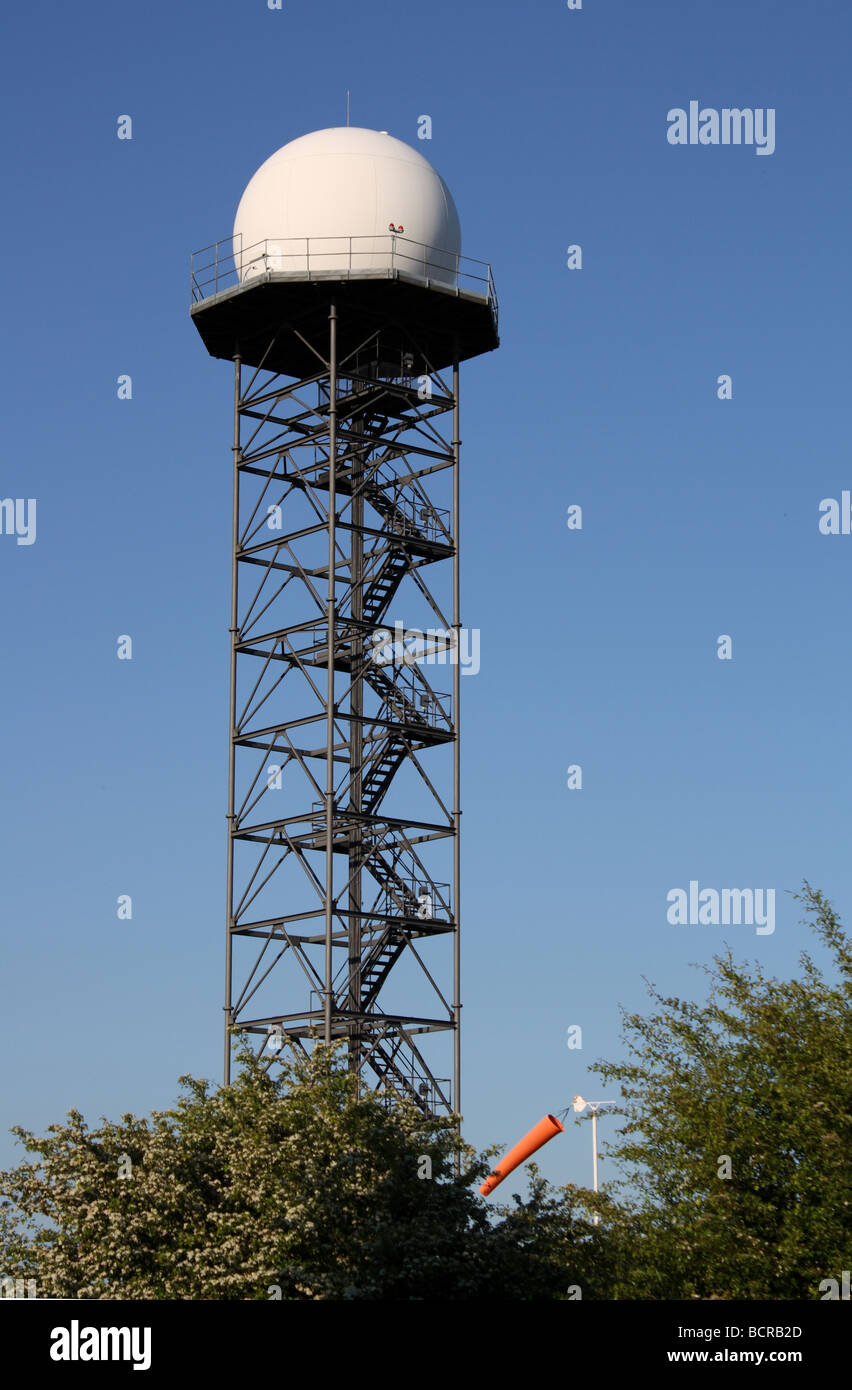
[190,234,499,377]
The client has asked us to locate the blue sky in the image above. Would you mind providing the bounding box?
[2,0,851,1203]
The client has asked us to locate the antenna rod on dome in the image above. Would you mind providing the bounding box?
[346,90,350,126]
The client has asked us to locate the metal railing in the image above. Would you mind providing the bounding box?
[379,877,451,923]
[190,233,498,328]
[368,657,452,733]
[369,461,451,545]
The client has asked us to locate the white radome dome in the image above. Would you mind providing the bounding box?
[232,127,462,285]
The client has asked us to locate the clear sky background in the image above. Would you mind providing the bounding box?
[2,0,851,1202]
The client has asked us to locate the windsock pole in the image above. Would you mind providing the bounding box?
[479,1113,565,1196]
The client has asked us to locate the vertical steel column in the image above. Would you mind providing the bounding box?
[224,353,241,1084]
[348,417,364,1087]
[324,304,338,1045]
[452,343,461,1123]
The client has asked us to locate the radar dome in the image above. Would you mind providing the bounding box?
[232,127,462,285]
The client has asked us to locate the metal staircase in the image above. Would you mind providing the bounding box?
[364,844,422,918]
[362,659,433,728]
[369,1037,426,1107]
[360,732,408,813]
[358,928,408,1010]
[361,549,409,626]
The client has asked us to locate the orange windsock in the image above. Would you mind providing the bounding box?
[479,1113,565,1196]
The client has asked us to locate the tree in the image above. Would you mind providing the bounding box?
[0,1038,593,1300]
[589,882,852,1299]
[9,884,847,1301]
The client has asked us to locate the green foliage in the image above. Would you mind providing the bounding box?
[3,881,849,1300]
[0,1039,591,1300]
[589,882,852,1299]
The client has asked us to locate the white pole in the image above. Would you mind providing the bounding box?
[591,1108,599,1226]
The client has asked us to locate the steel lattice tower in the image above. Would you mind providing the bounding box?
[190,134,497,1116]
